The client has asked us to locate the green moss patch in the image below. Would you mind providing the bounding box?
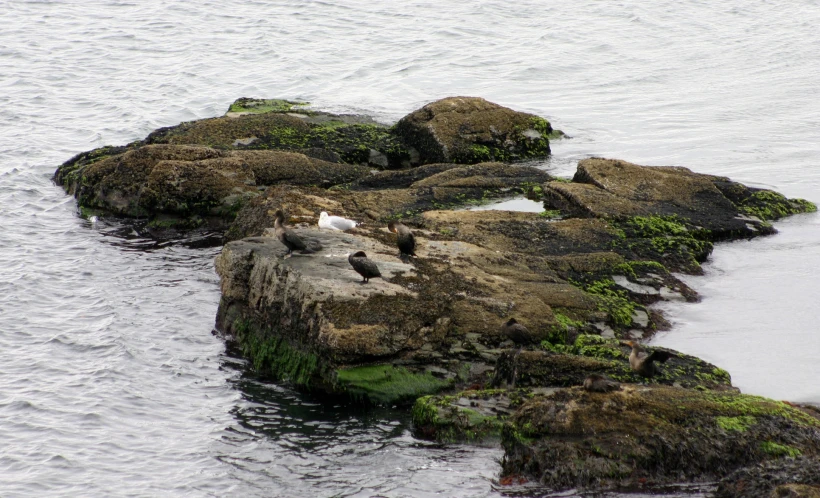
[716,415,757,432]
[612,215,713,274]
[234,319,320,387]
[227,98,310,114]
[760,441,802,458]
[736,190,817,221]
[335,365,452,405]
[529,334,732,389]
[583,279,636,328]
[252,122,411,168]
[412,390,517,442]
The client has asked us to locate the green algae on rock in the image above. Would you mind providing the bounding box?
[412,389,526,442]
[335,365,452,405]
[226,98,310,115]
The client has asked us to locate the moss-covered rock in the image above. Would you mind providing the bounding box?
[393,96,560,164]
[500,386,820,493]
[56,144,244,218]
[226,97,311,115]
[144,111,312,149]
[545,158,781,236]
[494,334,733,390]
[412,389,529,442]
[53,143,377,228]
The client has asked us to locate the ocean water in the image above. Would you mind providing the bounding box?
[1,1,819,496]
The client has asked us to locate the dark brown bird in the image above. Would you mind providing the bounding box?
[274,210,318,257]
[583,373,621,393]
[501,318,532,345]
[348,251,381,283]
[388,221,416,259]
[622,340,674,378]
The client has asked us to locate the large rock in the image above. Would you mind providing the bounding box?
[53,144,371,228]
[146,99,413,169]
[215,230,501,404]
[56,144,251,218]
[539,158,816,273]
[500,386,820,493]
[214,219,615,403]
[213,159,815,407]
[393,96,559,164]
[546,157,809,232]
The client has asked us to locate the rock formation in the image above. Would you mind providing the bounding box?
[53,96,819,495]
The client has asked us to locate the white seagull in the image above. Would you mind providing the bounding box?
[318,211,358,231]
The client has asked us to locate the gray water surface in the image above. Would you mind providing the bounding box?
[2,1,819,496]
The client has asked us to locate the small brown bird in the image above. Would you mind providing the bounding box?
[621,340,674,378]
[274,210,319,257]
[348,251,381,283]
[387,221,416,259]
[583,373,621,393]
[501,318,532,345]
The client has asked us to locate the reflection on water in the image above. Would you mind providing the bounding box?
[216,348,506,498]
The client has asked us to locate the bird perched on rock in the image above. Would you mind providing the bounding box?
[348,251,381,283]
[319,211,357,231]
[500,318,532,345]
[621,340,674,378]
[583,373,621,393]
[274,209,320,257]
[387,221,416,259]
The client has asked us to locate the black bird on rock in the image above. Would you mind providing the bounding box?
[348,251,381,283]
[387,221,416,260]
[621,340,675,378]
[500,318,533,345]
[274,209,320,257]
[583,373,621,393]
